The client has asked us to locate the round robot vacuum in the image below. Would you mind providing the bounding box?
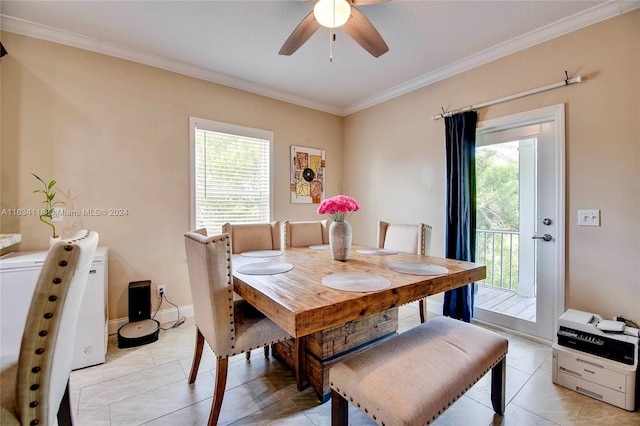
[117,319,160,349]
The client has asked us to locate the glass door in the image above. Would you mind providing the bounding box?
[473,106,565,342]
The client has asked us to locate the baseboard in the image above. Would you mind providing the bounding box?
[429,297,551,345]
[471,317,553,346]
[108,304,194,335]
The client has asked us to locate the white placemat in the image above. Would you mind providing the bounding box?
[388,263,449,276]
[322,273,390,292]
[309,244,331,250]
[357,247,399,255]
[237,262,293,275]
[240,250,283,258]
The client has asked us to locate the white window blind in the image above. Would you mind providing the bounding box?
[190,117,273,234]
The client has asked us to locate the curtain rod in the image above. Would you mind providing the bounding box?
[432,73,583,120]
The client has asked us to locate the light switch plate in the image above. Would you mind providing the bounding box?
[578,209,600,226]
[51,206,64,223]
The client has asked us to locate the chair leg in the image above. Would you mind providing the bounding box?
[189,327,205,383]
[419,297,428,323]
[57,379,73,426]
[331,389,348,426]
[491,356,506,415]
[208,357,229,426]
[245,346,269,360]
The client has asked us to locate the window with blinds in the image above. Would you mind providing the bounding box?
[190,117,273,234]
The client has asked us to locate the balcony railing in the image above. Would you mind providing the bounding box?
[476,229,519,291]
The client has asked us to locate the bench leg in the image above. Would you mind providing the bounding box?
[331,390,349,426]
[491,356,506,415]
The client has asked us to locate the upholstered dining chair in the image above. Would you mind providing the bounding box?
[282,219,329,248]
[377,220,433,323]
[221,221,282,254]
[0,229,99,426]
[221,221,283,359]
[184,229,292,426]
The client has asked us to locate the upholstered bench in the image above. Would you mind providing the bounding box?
[329,316,509,426]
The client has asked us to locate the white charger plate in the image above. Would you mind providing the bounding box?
[357,247,399,255]
[240,250,283,258]
[309,244,331,250]
[389,263,449,276]
[236,262,293,275]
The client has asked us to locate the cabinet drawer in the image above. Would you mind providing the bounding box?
[557,351,626,392]
[557,371,627,408]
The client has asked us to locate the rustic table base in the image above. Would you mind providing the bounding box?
[272,307,398,401]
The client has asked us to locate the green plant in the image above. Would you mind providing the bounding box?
[32,173,61,238]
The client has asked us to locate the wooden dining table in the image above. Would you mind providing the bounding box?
[232,244,485,399]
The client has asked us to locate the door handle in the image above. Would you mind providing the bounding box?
[532,234,552,242]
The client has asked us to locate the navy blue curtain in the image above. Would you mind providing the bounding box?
[443,111,477,322]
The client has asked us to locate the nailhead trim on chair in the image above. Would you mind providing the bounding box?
[420,224,433,256]
[189,233,237,355]
[185,231,293,364]
[223,237,237,354]
[24,244,76,426]
[282,222,288,248]
[16,231,94,426]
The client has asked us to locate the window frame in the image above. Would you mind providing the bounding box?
[189,116,274,232]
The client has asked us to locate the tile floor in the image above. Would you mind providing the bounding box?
[70,303,640,425]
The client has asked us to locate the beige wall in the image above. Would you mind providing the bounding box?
[344,10,640,321]
[0,32,343,320]
[2,10,639,324]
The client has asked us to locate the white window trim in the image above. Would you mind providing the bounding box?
[189,116,274,231]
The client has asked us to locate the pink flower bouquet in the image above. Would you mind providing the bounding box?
[317,195,360,222]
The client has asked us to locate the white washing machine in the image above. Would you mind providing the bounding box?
[0,247,108,370]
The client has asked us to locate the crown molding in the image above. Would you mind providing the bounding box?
[342,0,640,115]
[0,15,343,116]
[2,0,638,117]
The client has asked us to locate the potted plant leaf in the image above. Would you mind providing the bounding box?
[32,173,62,247]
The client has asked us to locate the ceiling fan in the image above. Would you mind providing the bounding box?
[279,0,389,58]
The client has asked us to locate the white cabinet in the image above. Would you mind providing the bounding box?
[552,343,637,411]
[0,247,108,370]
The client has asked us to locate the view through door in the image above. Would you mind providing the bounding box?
[473,105,565,342]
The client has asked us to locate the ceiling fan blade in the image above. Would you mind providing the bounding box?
[342,7,389,57]
[279,11,321,55]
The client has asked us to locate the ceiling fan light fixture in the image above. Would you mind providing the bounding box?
[314,0,351,28]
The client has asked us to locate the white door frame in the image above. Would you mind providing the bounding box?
[474,104,566,342]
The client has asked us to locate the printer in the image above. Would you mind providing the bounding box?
[552,309,639,411]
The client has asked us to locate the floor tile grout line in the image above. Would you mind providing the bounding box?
[75,360,190,416]
[73,309,640,426]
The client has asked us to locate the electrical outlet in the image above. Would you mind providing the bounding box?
[157,284,166,298]
[578,209,600,226]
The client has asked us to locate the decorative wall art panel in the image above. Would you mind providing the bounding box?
[290,145,325,204]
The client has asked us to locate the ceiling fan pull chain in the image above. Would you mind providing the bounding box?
[329,28,339,62]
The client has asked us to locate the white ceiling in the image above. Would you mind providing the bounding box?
[2,1,638,115]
